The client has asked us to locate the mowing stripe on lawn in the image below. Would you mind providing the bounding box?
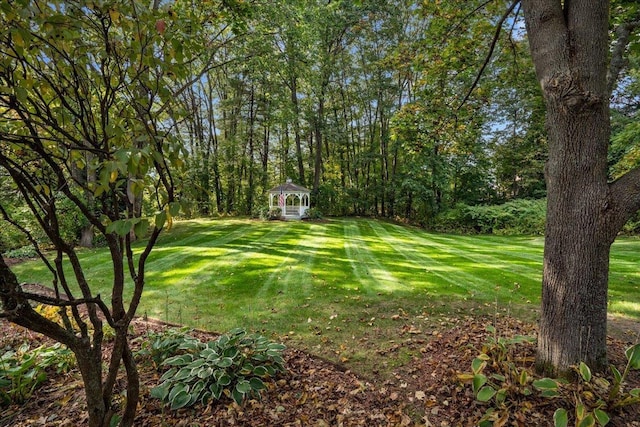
[8,218,639,332]
[365,219,495,296]
[420,232,541,280]
[206,221,294,271]
[343,219,398,293]
[257,223,321,294]
[145,221,251,278]
[441,235,545,266]
[401,228,539,279]
[371,221,542,303]
[235,222,341,331]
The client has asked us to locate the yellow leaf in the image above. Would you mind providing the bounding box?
[13,32,24,47]
[456,373,475,381]
[109,8,120,24]
[166,212,173,230]
[58,393,72,406]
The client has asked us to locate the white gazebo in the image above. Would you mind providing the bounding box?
[268,179,310,219]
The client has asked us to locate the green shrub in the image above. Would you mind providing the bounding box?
[302,207,323,220]
[0,221,28,254]
[150,328,286,409]
[0,343,75,406]
[436,199,546,235]
[253,206,270,220]
[266,207,282,220]
[3,245,38,259]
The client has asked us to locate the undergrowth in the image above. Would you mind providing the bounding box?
[0,343,75,406]
[460,324,640,426]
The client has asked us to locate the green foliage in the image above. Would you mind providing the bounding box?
[0,221,27,253]
[254,205,286,221]
[3,245,38,259]
[458,324,537,424]
[0,343,75,406]
[150,328,286,409]
[0,0,248,424]
[266,207,282,220]
[252,206,269,220]
[135,328,193,369]
[54,194,90,245]
[437,199,546,235]
[538,343,640,426]
[461,328,640,426]
[621,211,640,234]
[302,207,323,220]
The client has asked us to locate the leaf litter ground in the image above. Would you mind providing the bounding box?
[0,276,640,427]
[1,312,639,426]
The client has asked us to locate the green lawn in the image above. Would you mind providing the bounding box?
[10,217,640,370]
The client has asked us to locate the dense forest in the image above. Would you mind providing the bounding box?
[1,0,639,252]
[165,0,638,226]
[174,0,548,222]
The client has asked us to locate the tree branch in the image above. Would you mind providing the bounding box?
[606,166,640,239]
[444,0,495,41]
[607,16,640,96]
[0,202,58,281]
[457,0,519,110]
[14,290,114,327]
[1,257,80,350]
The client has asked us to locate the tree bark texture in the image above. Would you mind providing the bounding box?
[522,0,640,373]
[1,256,111,425]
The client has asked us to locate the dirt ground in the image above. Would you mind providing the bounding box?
[1,312,639,427]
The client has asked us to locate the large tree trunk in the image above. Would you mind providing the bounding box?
[522,0,635,374]
[538,99,611,372]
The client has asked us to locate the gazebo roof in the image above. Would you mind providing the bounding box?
[268,180,310,193]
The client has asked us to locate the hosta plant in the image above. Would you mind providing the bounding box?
[135,328,193,370]
[457,324,537,425]
[150,328,286,409]
[536,344,640,427]
[461,324,640,427]
[0,342,75,406]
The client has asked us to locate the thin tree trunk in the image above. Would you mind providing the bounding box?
[313,99,324,199]
[75,348,108,427]
[247,85,256,215]
[291,75,305,186]
[1,256,109,426]
[119,342,139,427]
[262,124,270,192]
